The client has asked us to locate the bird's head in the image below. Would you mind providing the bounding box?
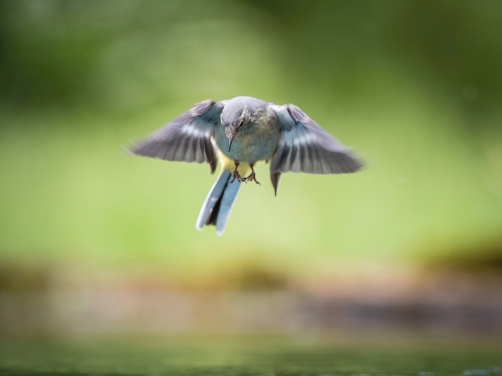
[221,106,250,152]
[221,97,265,152]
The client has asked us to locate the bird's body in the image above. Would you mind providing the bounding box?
[132,96,364,235]
[214,97,280,166]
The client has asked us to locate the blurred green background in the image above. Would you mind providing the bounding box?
[1,0,502,288]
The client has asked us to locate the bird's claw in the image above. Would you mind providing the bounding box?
[243,172,260,185]
[231,170,243,183]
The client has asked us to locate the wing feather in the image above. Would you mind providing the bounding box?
[270,104,364,175]
[131,100,224,173]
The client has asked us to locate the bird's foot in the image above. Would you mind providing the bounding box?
[243,172,261,185]
[231,169,243,183]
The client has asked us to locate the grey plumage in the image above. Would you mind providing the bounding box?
[131,96,364,235]
[215,97,280,166]
[270,104,363,177]
[133,100,223,173]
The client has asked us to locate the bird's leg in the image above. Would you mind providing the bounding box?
[243,165,260,185]
[231,160,243,183]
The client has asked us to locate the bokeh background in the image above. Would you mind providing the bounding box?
[1,0,501,336]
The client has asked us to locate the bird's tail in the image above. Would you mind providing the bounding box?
[196,169,241,236]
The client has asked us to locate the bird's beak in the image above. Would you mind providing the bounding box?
[227,134,235,152]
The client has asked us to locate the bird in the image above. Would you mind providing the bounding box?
[131,96,364,235]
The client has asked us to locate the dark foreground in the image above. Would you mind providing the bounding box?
[0,336,500,376]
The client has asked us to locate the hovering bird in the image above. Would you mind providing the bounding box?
[131,96,364,235]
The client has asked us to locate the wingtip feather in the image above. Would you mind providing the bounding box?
[270,172,281,196]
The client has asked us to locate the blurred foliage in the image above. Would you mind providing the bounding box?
[431,239,502,271]
[0,0,501,281]
[0,262,52,291]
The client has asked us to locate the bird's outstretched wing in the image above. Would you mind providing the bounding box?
[270,104,364,174]
[269,104,364,194]
[131,100,225,173]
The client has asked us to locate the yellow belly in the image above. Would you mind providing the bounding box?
[217,149,252,176]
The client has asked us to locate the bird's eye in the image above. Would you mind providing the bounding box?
[238,119,244,128]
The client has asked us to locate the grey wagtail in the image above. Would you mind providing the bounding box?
[132,96,364,235]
